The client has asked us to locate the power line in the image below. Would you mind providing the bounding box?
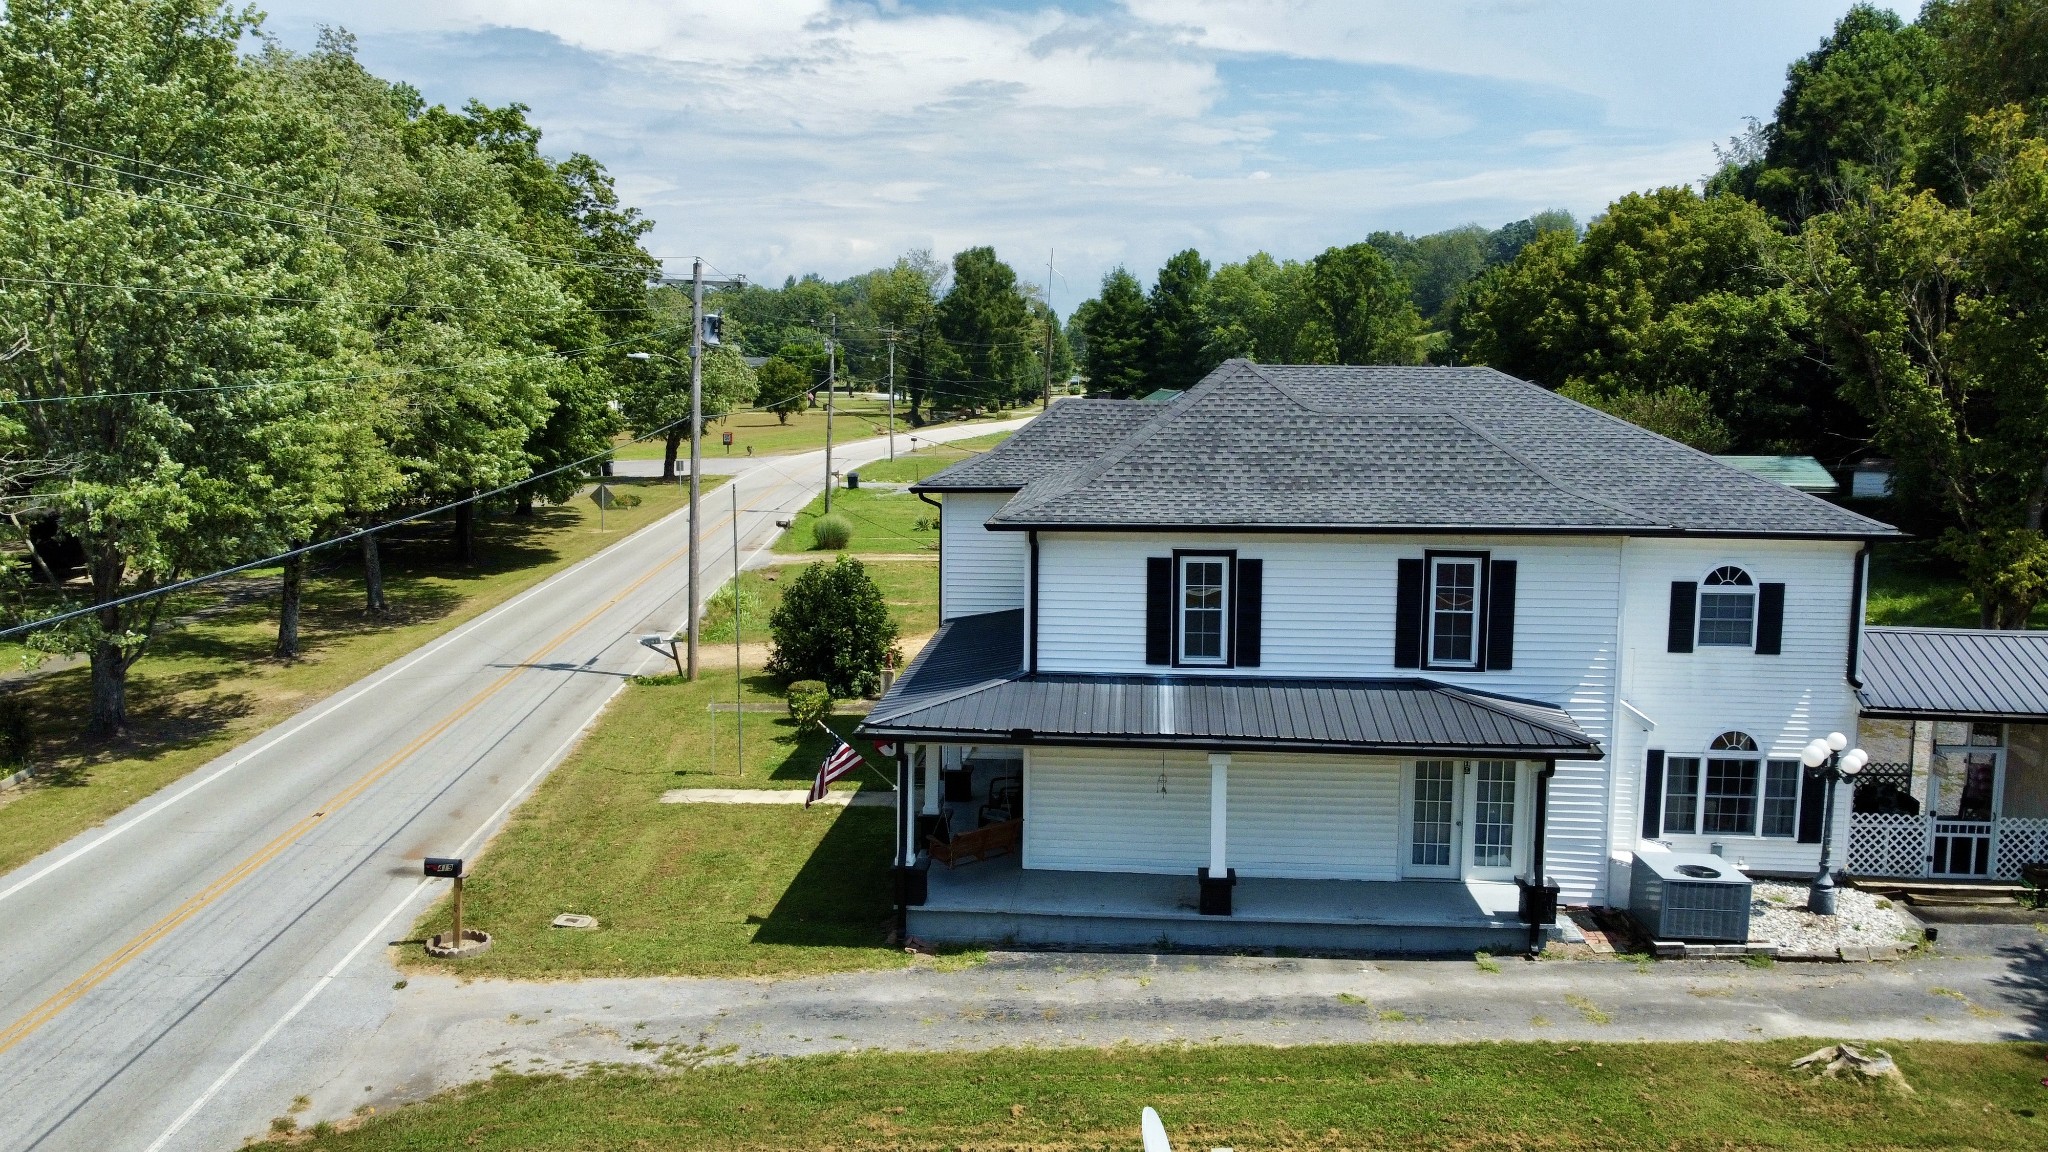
[0,408,702,641]
[0,128,656,279]
[0,322,690,408]
[0,274,648,316]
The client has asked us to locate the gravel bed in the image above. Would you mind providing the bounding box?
[1748,881,1920,950]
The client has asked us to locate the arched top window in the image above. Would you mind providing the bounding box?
[1709,731,1758,752]
[1698,567,1757,645]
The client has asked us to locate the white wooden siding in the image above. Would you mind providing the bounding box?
[1033,531,1621,903]
[1023,747,1209,873]
[940,492,1027,620]
[1607,538,1861,877]
[1228,753,1401,879]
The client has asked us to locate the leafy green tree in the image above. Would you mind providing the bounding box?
[1145,248,1216,389]
[1199,252,1318,364]
[1450,188,1850,453]
[935,246,1032,409]
[1798,111,2048,626]
[865,252,945,421]
[0,0,346,731]
[755,356,810,425]
[1077,268,1149,397]
[618,337,757,479]
[766,556,898,697]
[1303,243,1425,365]
[1710,5,1937,222]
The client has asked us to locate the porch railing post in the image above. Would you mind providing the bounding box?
[1199,752,1234,915]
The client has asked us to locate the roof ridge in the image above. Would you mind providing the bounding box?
[996,360,1268,519]
[1436,406,1664,527]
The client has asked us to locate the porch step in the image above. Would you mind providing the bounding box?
[1846,877,2025,905]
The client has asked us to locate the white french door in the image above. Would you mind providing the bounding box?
[1400,760,1529,881]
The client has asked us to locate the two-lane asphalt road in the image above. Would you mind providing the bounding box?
[0,420,1019,1152]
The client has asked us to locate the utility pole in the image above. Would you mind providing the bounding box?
[733,482,743,778]
[824,315,837,514]
[647,262,745,682]
[687,258,704,681]
[887,329,897,461]
[1045,249,1056,411]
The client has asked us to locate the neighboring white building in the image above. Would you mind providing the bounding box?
[861,361,1899,953]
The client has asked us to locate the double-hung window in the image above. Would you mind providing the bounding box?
[1427,555,1482,668]
[1697,566,1756,646]
[1178,555,1229,664]
[1661,731,1802,839]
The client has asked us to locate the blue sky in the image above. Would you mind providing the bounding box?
[252,0,1912,310]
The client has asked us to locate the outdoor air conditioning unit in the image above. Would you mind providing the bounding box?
[1629,851,1753,942]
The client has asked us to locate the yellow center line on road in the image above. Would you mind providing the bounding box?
[0,469,798,1057]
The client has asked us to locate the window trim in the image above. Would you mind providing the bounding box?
[1421,550,1489,671]
[1659,730,1804,840]
[1696,565,1757,648]
[1172,549,1236,668]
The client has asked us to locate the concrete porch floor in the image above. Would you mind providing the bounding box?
[909,852,1553,955]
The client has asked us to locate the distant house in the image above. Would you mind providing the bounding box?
[1714,455,1839,495]
[860,361,1903,953]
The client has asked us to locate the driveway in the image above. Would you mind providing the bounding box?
[292,941,2046,1131]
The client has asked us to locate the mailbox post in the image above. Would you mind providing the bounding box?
[424,856,489,957]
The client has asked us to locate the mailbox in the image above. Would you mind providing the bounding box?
[424,857,463,878]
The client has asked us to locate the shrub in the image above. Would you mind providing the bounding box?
[767,556,899,697]
[811,513,852,550]
[700,581,763,644]
[785,680,834,726]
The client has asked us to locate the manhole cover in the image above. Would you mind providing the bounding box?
[551,913,599,930]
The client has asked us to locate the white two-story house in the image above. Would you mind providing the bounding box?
[861,361,1900,953]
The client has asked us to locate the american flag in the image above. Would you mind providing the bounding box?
[806,728,866,807]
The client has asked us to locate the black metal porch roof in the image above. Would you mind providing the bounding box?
[1860,626,2048,720]
[860,609,1601,759]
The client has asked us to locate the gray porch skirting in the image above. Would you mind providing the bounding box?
[910,854,1559,955]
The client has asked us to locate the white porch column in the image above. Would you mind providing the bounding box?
[921,746,940,815]
[1208,752,1230,876]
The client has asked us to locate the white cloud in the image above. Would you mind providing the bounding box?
[254,0,1890,297]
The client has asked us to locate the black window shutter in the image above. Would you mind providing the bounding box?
[1145,557,1172,665]
[1755,582,1785,655]
[1667,582,1696,653]
[1484,559,1517,671]
[1394,558,1425,669]
[1797,766,1827,843]
[1233,558,1262,667]
[1641,750,1665,839]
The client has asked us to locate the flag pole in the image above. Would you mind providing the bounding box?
[734,482,743,778]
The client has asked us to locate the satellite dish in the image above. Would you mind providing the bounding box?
[1141,1107,1173,1152]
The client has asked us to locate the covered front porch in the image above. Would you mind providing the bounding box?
[860,610,1603,955]
[1851,627,2048,883]
[911,850,1543,954]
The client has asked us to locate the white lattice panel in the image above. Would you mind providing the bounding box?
[1996,818,2048,880]
[1849,813,1928,878]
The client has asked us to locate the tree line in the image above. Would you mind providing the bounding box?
[710,246,1074,426]
[0,1,751,734]
[1070,0,2048,629]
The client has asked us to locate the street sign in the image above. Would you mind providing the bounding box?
[722,430,733,447]
[424,857,462,878]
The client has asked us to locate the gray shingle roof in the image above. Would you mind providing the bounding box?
[1859,626,2048,719]
[860,610,1600,758]
[983,361,1897,538]
[913,399,1158,491]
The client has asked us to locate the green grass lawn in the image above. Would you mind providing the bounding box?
[401,669,911,978]
[612,401,1037,462]
[400,530,942,978]
[773,485,940,555]
[264,1040,2048,1150]
[0,478,709,877]
[1864,540,2048,628]
[850,428,1015,485]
